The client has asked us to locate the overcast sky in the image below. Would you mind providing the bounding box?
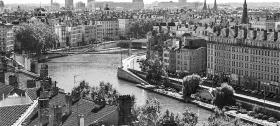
[4,0,280,5]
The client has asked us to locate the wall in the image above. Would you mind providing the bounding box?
[0,93,33,107]
[101,108,119,126]
[95,42,118,51]
[13,54,32,71]
[117,67,149,85]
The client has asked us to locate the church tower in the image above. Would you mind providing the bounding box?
[202,0,207,10]
[241,0,248,24]
[213,0,218,11]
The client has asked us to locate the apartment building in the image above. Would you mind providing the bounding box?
[0,23,14,52]
[96,24,103,43]
[163,38,207,75]
[82,25,96,45]
[207,26,280,94]
[118,18,133,37]
[66,25,83,47]
[95,18,119,41]
[54,24,66,48]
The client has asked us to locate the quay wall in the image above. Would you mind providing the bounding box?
[117,67,149,85]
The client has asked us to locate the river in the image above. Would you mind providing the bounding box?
[44,54,212,124]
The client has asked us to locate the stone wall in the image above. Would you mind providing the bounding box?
[117,67,149,85]
[95,42,119,51]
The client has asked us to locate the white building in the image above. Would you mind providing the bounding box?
[95,18,119,41]
[54,24,66,48]
[118,18,133,37]
[0,23,14,52]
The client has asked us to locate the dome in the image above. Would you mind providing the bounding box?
[104,4,110,10]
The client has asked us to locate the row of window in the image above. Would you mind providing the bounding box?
[213,65,280,82]
[208,43,280,58]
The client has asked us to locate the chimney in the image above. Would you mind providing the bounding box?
[27,80,36,88]
[40,80,51,91]
[179,41,182,49]
[9,74,18,88]
[38,99,50,126]
[50,105,63,126]
[253,30,257,39]
[263,30,267,40]
[234,26,238,38]
[226,28,229,37]
[79,114,85,126]
[118,95,133,126]
[65,93,72,115]
[275,31,278,41]
[0,70,4,84]
[31,60,39,74]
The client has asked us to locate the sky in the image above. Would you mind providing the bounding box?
[4,0,280,5]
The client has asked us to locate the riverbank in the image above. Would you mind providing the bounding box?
[118,55,278,126]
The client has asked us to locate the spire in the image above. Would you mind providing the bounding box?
[213,0,218,11]
[241,0,248,24]
[202,0,207,10]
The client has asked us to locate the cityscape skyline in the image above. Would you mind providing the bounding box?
[4,0,280,5]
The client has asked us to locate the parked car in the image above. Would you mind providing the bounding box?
[240,109,248,114]
[251,90,258,94]
[268,117,276,122]
[255,113,264,119]
[262,115,269,120]
[248,111,256,117]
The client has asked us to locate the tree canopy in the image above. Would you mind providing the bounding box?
[145,59,167,85]
[128,19,154,39]
[182,74,201,97]
[14,21,58,55]
[91,81,119,104]
[71,80,91,101]
[213,83,236,109]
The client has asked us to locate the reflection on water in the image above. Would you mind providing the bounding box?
[44,54,212,124]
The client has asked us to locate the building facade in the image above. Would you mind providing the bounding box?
[82,25,96,45]
[66,26,83,47]
[54,24,66,48]
[75,1,86,9]
[118,18,133,37]
[207,27,280,94]
[95,18,119,41]
[0,23,14,52]
[65,0,74,9]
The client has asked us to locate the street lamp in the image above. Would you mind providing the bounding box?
[263,82,270,111]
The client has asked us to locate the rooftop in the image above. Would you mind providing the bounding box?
[0,104,31,126]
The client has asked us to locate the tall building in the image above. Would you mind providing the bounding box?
[132,0,143,3]
[55,24,67,48]
[178,0,187,3]
[213,0,217,11]
[241,0,248,24]
[75,1,86,9]
[65,0,74,9]
[51,0,53,6]
[87,0,95,10]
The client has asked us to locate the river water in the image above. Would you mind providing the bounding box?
[45,54,212,124]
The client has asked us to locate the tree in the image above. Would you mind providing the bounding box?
[90,81,119,104]
[136,98,162,126]
[182,74,201,97]
[213,83,236,109]
[71,80,91,101]
[129,19,154,39]
[14,21,58,56]
[205,108,256,126]
[133,98,199,126]
[146,59,167,85]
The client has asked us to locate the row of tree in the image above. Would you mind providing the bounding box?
[128,19,154,39]
[14,21,58,57]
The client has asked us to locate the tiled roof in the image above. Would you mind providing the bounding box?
[0,104,30,126]
[25,87,40,100]
[23,98,118,126]
[62,99,118,126]
[0,83,14,101]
